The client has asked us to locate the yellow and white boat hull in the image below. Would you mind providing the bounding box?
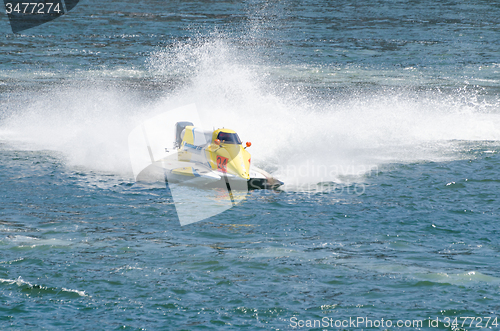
[135,123,282,190]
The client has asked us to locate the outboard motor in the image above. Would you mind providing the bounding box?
[174,121,193,148]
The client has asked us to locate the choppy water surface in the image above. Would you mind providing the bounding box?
[1,1,500,330]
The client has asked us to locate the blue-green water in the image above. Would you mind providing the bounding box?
[1,1,500,330]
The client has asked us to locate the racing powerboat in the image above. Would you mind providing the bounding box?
[135,121,283,190]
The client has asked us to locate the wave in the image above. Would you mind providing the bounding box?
[0,276,88,297]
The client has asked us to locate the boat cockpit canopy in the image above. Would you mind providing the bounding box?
[217,132,242,145]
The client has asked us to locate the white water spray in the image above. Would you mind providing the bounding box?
[1,37,500,186]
